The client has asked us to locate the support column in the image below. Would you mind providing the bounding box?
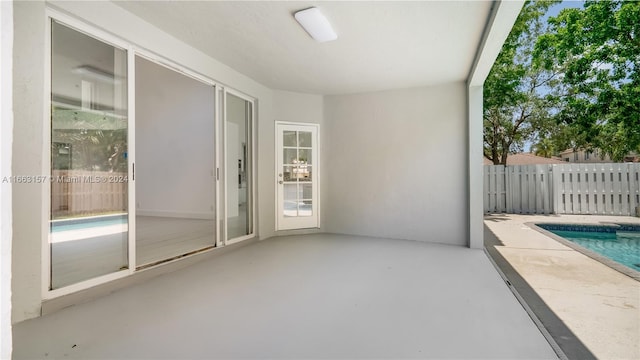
[468,85,484,249]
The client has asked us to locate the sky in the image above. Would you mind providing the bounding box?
[545,0,585,20]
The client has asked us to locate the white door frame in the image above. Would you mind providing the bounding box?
[223,88,257,246]
[275,121,320,231]
[131,52,219,266]
[43,10,135,299]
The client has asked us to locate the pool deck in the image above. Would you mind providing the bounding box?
[485,214,640,360]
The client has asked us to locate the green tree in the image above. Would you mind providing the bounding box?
[535,0,640,161]
[484,0,560,165]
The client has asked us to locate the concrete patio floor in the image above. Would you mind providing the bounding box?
[484,214,640,360]
[13,234,556,359]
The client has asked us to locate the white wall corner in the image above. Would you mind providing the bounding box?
[466,0,524,248]
[0,0,14,357]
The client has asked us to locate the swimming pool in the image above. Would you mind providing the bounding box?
[537,223,640,273]
[51,214,127,233]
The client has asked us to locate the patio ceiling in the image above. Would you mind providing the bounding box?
[114,1,494,95]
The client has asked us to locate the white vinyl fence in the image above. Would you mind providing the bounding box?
[51,170,128,218]
[484,163,640,216]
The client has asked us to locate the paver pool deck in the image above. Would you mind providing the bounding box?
[484,214,640,360]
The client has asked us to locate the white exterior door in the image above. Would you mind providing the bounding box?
[276,122,319,230]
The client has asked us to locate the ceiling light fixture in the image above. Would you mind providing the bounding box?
[72,65,115,82]
[294,7,337,43]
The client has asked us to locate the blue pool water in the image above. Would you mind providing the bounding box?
[51,215,127,232]
[540,224,640,271]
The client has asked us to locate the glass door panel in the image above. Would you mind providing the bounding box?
[225,93,253,241]
[50,21,129,289]
[276,124,319,230]
[134,56,216,266]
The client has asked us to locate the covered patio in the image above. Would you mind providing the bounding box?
[1,1,537,358]
[14,234,556,359]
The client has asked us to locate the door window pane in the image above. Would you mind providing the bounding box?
[283,148,298,165]
[283,201,298,217]
[50,21,128,289]
[302,184,313,199]
[282,166,295,182]
[299,200,313,217]
[283,131,297,147]
[299,149,312,164]
[299,131,312,147]
[283,184,298,202]
[297,165,312,182]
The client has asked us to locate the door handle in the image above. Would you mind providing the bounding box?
[278,180,283,185]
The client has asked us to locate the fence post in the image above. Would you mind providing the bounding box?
[631,164,640,216]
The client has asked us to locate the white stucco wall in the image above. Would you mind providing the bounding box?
[324,83,468,246]
[258,90,325,239]
[12,0,47,323]
[1,1,14,356]
[11,0,274,323]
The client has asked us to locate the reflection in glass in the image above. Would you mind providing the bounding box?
[302,184,313,199]
[284,201,298,217]
[283,148,297,165]
[297,166,312,182]
[226,93,253,240]
[283,131,297,147]
[284,184,298,201]
[299,200,313,217]
[299,131,312,147]
[299,149,312,164]
[50,21,128,289]
[283,166,294,182]
[134,56,215,266]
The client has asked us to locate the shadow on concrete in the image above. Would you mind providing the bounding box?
[483,214,511,222]
[485,213,562,222]
[484,225,596,360]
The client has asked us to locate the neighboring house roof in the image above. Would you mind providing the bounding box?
[484,153,567,165]
[558,148,639,162]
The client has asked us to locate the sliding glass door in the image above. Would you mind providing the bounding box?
[50,20,129,289]
[134,56,216,267]
[47,17,256,294]
[225,92,254,243]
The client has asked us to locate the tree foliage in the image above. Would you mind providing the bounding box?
[485,0,640,164]
[535,0,640,161]
[483,1,559,165]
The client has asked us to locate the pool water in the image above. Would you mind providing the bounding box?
[545,228,640,271]
[51,215,127,233]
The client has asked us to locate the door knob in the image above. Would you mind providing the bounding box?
[278,180,283,185]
